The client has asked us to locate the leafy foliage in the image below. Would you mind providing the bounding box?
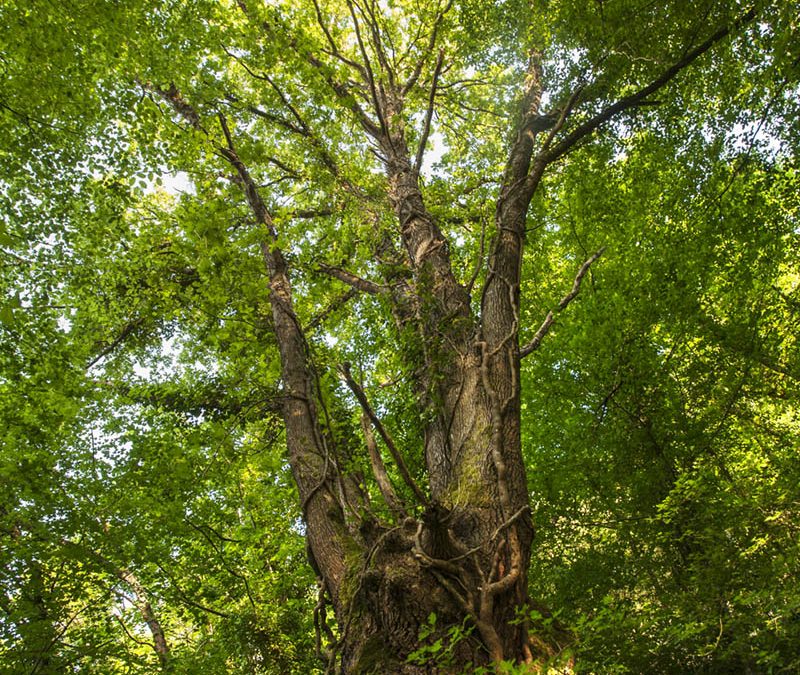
[1,0,798,672]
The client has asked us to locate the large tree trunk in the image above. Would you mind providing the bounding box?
[154,4,755,669]
[209,55,568,664]
[221,82,564,670]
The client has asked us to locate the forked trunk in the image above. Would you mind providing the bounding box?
[157,5,756,669]
[219,68,567,672]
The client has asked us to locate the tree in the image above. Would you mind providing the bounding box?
[1,0,798,672]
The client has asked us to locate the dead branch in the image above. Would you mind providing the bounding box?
[520,248,604,358]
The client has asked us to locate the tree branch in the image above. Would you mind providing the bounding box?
[311,0,368,75]
[360,412,407,516]
[303,48,382,138]
[224,93,307,137]
[304,288,360,334]
[87,317,146,369]
[520,248,604,358]
[152,83,208,133]
[116,569,171,669]
[354,0,396,89]
[414,48,444,172]
[340,363,429,506]
[542,8,757,163]
[465,215,488,295]
[317,263,385,294]
[153,562,231,619]
[346,0,388,137]
[401,0,453,96]
[223,56,344,179]
[215,107,364,593]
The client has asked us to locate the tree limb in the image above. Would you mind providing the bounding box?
[542,8,757,163]
[303,48,382,138]
[346,0,390,139]
[465,215,488,295]
[224,93,307,137]
[305,288,360,333]
[317,263,385,294]
[414,48,444,172]
[340,363,429,506]
[360,412,407,516]
[520,248,604,358]
[353,0,396,89]
[152,83,207,133]
[401,0,453,96]
[311,0,368,75]
[116,569,171,669]
[87,317,146,369]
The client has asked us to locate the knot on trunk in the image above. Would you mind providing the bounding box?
[421,502,462,560]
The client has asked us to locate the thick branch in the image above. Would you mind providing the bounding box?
[153,84,207,133]
[542,9,757,163]
[520,248,604,358]
[480,52,545,351]
[117,569,171,670]
[498,51,544,199]
[414,48,445,172]
[215,112,360,604]
[360,412,407,516]
[318,263,385,294]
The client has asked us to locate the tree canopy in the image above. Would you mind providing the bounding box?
[1,0,798,672]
